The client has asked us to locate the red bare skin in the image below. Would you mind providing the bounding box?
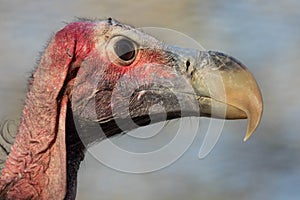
[0,22,96,199]
[0,20,171,199]
[0,19,263,200]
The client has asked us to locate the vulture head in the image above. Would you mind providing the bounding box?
[0,18,263,199]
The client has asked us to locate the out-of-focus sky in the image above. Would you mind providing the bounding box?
[0,0,299,199]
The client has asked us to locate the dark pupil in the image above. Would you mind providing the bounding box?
[114,39,136,61]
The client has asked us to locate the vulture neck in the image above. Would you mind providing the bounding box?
[0,95,85,200]
[0,77,85,199]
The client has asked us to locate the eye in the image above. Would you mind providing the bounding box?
[106,36,138,66]
[114,38,136,62]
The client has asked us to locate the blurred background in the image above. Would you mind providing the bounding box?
[0,0,299,199]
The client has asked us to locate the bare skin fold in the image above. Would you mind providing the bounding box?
[0,18,263,200]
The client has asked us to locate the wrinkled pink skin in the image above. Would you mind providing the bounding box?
[0,20,171,200]
[0,21,97,199]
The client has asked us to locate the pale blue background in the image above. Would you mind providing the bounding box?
[0,0,299,199]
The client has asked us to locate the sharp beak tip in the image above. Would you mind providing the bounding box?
[243,126,257,142]
[243,132,252,142]
[243,102,263,142]
[204,51,264,142]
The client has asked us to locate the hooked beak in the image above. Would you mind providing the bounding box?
[173,49,263,141]
[72,44,263,143]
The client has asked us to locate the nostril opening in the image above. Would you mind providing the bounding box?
[185,59,190,71]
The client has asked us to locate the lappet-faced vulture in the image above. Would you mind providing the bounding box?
[0,18,263,199]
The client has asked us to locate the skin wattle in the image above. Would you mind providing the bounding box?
[0,19,263,200]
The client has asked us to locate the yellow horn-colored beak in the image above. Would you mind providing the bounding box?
[192,51,263,141]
